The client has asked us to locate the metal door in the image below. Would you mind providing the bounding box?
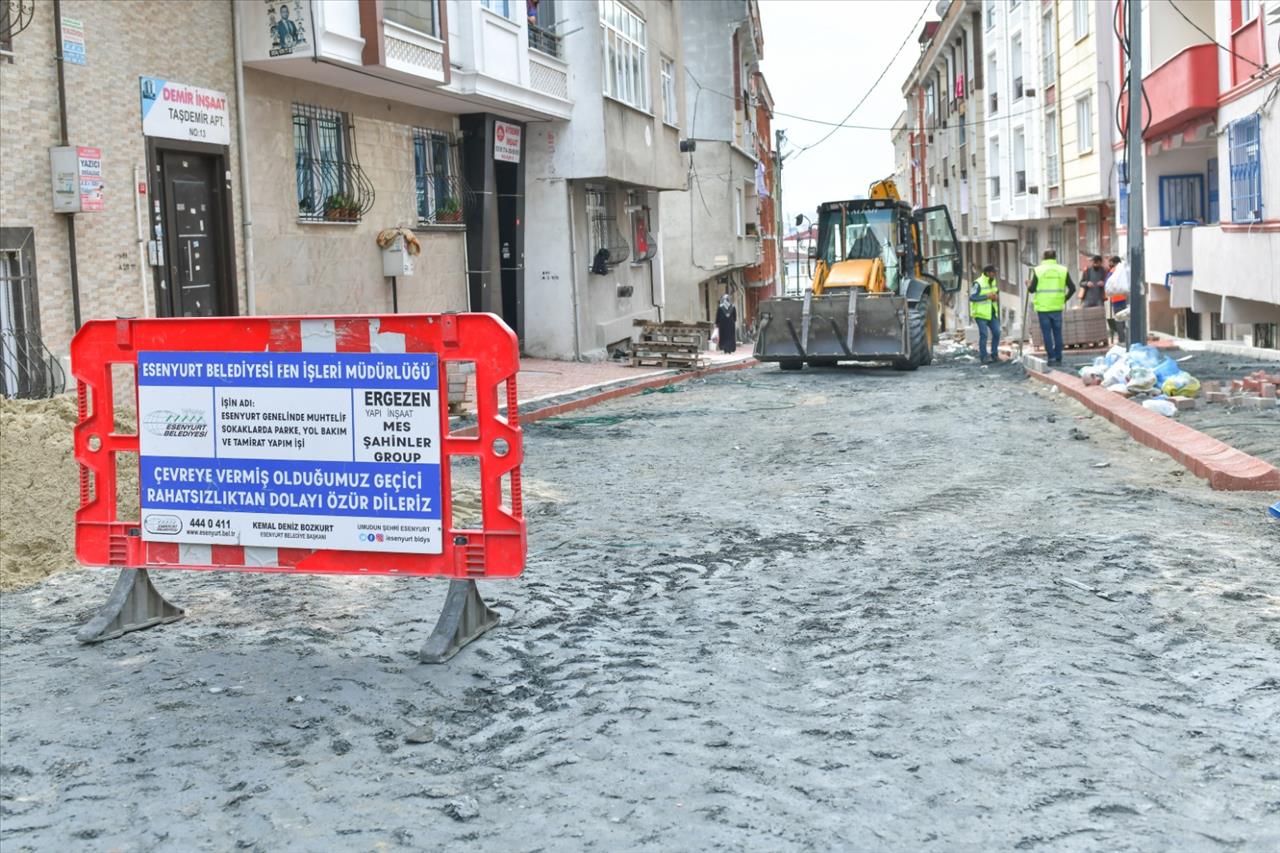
[160,152,222,317]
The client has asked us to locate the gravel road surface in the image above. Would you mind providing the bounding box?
[3,354,1278,851]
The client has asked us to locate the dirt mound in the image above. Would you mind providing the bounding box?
[1,394,83,590]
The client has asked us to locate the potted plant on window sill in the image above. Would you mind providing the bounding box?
[324,193,360,222]
[436,197,462,224]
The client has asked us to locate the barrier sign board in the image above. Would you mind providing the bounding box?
[138,351,443,554]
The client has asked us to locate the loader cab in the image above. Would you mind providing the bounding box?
[814,199,914,294]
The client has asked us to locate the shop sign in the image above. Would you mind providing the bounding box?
[494,121,522,163]
[62,17,86,65]
[140,77,231,146]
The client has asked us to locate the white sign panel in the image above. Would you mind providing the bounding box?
[139,77,231,146]
[494,121,522,163]
[137,351,443,554]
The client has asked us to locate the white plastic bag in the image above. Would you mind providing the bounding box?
[1102,361,1130,387]
[1079,365,1106,386]
[1104,345,1127,367]
[710,327,720,346]
[1142,398,1177,417]
[1126,366,1156,392]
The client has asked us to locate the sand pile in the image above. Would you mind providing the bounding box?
[1,394,85,590]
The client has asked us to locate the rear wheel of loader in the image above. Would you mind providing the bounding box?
[778,360,804,371]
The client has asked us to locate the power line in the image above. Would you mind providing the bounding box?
[1167,0,1266,72]
[790,0,932,157]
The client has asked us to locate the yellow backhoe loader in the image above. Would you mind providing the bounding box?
[755,178,962,370]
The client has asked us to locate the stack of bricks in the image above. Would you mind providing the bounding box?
[1201,372,1280,409]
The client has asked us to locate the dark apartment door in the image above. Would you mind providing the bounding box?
[158,151,229,317]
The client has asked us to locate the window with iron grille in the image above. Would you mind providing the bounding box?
[293,103,374,222]
[1158,174,1204,226]
[585,185,628,270]
[0,229,64,399]
[1228,114,1262,223]
[1048,224,1063,256]
[413,129,464,225]
[529,0,562,57]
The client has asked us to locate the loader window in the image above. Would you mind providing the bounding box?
[915,205,963,293]
[841,210,894,261]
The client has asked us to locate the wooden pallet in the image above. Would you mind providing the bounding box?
[630,352,706,369]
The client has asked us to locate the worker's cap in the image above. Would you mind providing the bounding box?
[982,264,997,274]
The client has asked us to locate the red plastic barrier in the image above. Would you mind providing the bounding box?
[72,314,524,578]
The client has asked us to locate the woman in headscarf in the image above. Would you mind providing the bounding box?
[715,293,737,353]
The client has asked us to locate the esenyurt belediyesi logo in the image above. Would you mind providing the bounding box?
[144,409,209,439]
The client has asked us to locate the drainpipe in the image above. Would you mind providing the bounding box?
[232,0,257,314]
[566,182,582,360]
[52,0,82,331]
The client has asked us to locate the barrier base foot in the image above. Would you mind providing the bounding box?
[419,579,499,664]
[76,569,185,644]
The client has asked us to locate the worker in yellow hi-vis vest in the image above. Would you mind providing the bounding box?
[969,264,1001,364]
[1029,249,1077,366]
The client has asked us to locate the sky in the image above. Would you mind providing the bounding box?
[758,0,935,231]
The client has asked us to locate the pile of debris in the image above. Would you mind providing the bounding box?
[1078,344,1203,417]
[1203,369,1280,410]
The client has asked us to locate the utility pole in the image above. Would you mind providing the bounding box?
[1126,0,1146,345]
[775,128,786,295]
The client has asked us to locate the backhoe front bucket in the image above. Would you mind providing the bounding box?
[754,292,909,365]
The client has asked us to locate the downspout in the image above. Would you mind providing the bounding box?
[52,0,82,331]
[232,0,257,314]
[566,182,582,361]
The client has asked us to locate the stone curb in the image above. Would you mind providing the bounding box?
[1027,368,1280,491]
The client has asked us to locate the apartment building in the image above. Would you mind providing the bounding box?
[0,1,246,398]
[660,0,768,331]
[1051,0,1118,272]
[237,0,573,341]
[1120,0,1278,347]
[902,0,996,330]
[982,0,1054,316]
[523,0,686,360]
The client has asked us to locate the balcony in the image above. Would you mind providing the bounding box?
[1121,44,1218,140]
[381,19,446,85]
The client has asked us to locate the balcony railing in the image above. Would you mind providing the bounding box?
[528,23,562,59]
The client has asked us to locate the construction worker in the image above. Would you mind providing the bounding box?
[969,263,1001,364]
[1029,249,1076,366]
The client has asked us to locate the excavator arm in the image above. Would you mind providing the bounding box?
[867,177,901,201]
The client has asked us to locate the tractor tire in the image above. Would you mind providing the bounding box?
[808,358,840,368]
[907,300,931,368]
[778,360,804,371]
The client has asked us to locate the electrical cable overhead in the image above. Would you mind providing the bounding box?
[789,0,931,157]
[1167,0,1266,71]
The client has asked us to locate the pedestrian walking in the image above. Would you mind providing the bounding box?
[1080,255,1107,308]
[1029,249,1076,366]
[1105,255,1129,345]
[970,263,1001,364]
[715,293,737,353]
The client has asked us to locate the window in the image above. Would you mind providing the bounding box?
[629,190,655,262]
[293,103,370,222]
[1,230,64,399]
[990,137,1001,198]
[1240,0,1258,21]
[1207,157,1219,223]
[1073,0,1089,41]
[1045,111,1059,185]
[384,0,437,37]
[529,0,562,57]
[925,81,935,120]
[735,187,744,236]
[1228,114,1262,222]
[987,54,998,113]
[1118,180,1129,228]
[481,0,513,18]
[1075,93,1093,154]
[585,184,628,268]
[1158,175,1204,226]
[1048,224,1063,256]
[1025,226,1039,261]
[1042,12,1055,86]
[600,0,649,112]
[985,0,995,30]
[660,55,677,125]
[413,129,462,225]
[1013,128,1026,194]
[1085,208,1100,253]
[1011,34,1023,100]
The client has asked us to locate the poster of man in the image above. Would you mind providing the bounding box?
[266,1,308,57]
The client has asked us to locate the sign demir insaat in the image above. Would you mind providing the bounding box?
[139,77,231,146]
[494,121,522,163]
[137,351,443,554]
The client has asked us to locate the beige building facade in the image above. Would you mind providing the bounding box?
[0,0,246,394]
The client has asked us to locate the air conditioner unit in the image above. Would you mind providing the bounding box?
[1024,88,1036,97]
[1029,186,1040,194]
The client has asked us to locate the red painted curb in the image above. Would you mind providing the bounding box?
[1028,368,1280,491]
[452,359,759,437]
